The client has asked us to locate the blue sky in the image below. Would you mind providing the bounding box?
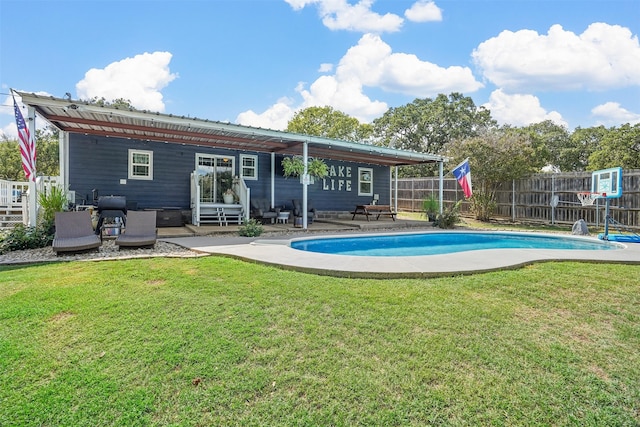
[2,0,639,139]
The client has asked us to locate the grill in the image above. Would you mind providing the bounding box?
[96,196,127,234]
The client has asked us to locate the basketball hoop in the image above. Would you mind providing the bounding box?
[576,192,602,206]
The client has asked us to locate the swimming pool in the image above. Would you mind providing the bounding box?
[290,231,622,257]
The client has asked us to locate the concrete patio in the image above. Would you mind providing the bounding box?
[159,217,640,278]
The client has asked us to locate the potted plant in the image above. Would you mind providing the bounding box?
[422,194,439,222]
[223,188,236,204]
[308,158,329,179]
[281,156,328,183]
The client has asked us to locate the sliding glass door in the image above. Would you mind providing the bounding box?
[196,154,234,204]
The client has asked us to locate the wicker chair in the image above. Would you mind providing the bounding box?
[52,211,102,254]
[115,210,157,249]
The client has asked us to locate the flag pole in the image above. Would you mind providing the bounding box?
[27,104,37,227]
[11,89,38,226]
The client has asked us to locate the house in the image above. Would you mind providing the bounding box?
[17,91,446,229]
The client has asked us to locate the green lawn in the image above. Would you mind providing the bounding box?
[1,257,639,426]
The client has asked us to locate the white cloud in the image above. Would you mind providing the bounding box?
[483,89,567,127]
[591,102,640,125]
[237,33,483,129]
[76,51,177,112]
[473,23,640,91]
[284,0,404,33]
[1,91,52,139]
[283,0,315,10]
[405,0,442,23]
[318,63,334,73]
[236,97,296,130]
[339,34,483,96]
[297,74,389,122]
[1,123,16,139]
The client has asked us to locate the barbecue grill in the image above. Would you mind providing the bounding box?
[95,195,127,234]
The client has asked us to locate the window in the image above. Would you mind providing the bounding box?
[240,154,258,180]
[129,149,153,180]
[358,167,373,196]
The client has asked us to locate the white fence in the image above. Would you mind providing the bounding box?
[0,176,65,229]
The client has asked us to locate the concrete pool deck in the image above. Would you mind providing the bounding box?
[164,226,640,278]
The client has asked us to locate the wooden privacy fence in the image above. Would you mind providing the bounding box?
[395,169,640,230]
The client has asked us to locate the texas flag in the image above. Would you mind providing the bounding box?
[452,158,473,198]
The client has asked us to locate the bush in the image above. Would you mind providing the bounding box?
[434,200,462,229]
[0,223,54,254]
[470,191,497,222]
[238,219,264,237]
[422,195,439,222]
[0,185,64,255]
[38,185,67,225]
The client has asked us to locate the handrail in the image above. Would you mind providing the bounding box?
[233,177,250,221]
[0,179,28,206]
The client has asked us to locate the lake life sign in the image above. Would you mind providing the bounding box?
[322,164,352,192]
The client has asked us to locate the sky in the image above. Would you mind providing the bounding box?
[1,0,639,140]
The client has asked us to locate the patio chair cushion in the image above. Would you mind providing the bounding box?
[53,211,102,254]
[292,199,316,220]
[250,198,277,220]
[116,210,157,248]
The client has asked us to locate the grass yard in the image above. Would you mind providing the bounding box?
[1,256,639,426]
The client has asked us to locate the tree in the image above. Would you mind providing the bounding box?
[0,126,59,181]
[587,123,640,170]
[34,127,60,177]
[0,136,22,180]
[520,120,570,171]
[286,106,373,142]
[566,126,607,171]
[372,93,497,177]
[86,96,136,110]
[448,128,537,221]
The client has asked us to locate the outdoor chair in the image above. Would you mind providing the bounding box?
[292,199,316,223]
[115,210,157,249]
[52,211,102,254]
[250,198,278,223]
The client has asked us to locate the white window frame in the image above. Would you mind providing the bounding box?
[240,154,258,180]
[128,149,153,180]
[358,167,373,196]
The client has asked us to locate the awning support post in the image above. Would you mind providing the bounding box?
[302,142,308,230]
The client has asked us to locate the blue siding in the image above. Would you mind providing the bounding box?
[68,134,391,211]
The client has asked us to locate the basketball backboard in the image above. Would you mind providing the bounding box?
[591,167,623,199]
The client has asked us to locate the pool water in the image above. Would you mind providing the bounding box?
[290,232,621,257]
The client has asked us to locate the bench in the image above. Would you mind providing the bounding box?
[351,204,396,221]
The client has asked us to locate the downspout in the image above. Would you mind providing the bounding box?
[438,160,444,214]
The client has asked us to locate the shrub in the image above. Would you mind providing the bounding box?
[238,218,264,237]
[0,223,54,254]
[470,192,497,222]
[38,185,67,226]
[434,200,462,229]
[422,195,439,222]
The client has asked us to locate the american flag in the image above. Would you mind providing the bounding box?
[13,96,36,182]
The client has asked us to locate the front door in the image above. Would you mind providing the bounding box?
[195,154,234,204]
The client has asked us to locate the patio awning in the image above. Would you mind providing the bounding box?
[17,91,445,167]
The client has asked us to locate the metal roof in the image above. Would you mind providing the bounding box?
[17,91,445,167]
